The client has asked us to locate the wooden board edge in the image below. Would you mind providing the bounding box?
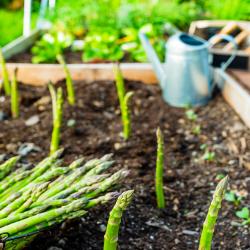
[1,63,158,85]
[2,29,42,60]
[215,68,250,128]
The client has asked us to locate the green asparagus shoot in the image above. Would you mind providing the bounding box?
[155,127,165,209]
[49,83,64,154]
[199,176,229,250]
[0,48,10,95]
[114,63,133,140]
[11,68,19,118]
[56,54,75,105]
[104,190,134,250]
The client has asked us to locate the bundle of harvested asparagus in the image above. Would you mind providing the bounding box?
[0,149,128,250]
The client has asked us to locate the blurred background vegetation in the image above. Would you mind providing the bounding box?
[0,0,250,47]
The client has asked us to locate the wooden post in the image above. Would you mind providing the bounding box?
[23,0,32,36]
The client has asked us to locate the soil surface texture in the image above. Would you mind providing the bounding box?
[0,80,250,250]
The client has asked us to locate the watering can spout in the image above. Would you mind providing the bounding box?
[139,32,166,86]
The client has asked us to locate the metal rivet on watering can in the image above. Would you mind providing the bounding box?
[139,32,237,107]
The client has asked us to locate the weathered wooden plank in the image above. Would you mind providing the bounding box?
[2,63,158,85]
[215,68,250,128]
[2,29,42,60]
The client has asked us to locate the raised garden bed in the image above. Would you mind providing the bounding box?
[0,78,249,249]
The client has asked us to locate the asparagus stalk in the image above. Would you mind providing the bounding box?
[56,54,75,105]
[0,156,20,181]
[86,170,129,199]
[113,63,133,140]
[0,150,63,200]
[0,48,10,95]
[103,190,134,250]
[39,159,112,201]
[13,182,50,214]
[11,68,19,118]
[199,176,229,250]
[49,85,64,154]
[155,127,165,209]
[0,170,31,194]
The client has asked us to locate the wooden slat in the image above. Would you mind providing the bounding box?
[2,29,42,60]
[215,68,250,128]
[1,63,158,85]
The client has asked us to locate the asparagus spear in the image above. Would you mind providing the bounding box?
[11,68,19,118]
[56,54,75,105]
[0,170,31,194]
[0,188,33,219]
[0,150,63,200]
[113,63,133,140]
[38,160,112,201]
[0,156,20,181]
[104,190,134,250]
[199,176,229,250]
[0,48,10,95]
[50,86,64,154]
[86,170,129,199]
[0,192,23,210]
[155,127,165,209]
[13,182,50,214]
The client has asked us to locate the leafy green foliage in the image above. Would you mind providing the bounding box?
[82,31,124,62]
[185,109,198,121]
[202,151,216,162]
[225,191,243,206]
[205,0,250,20]
[236,207,250,225]
[32,30,73,63]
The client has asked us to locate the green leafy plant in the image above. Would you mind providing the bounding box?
[104,190,134,250]
[202,151,216,162]
[48,84,64,154]
[185,109,198,121]
[0,48,10,95]
[0,150,128,249]
[114,64,133,140]
[225,191,243,206]
[82,31,124,62]
[56,54,75,105]
[11,68,19,118]
[236,207,250,225]
[32,30,73,63]
[192,125,201,135]
[155,127,165,209]
[199,176,229,250]
[200,144,216,162]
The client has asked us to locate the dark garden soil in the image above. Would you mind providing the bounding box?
[7,49,118,64]
[7,48,83,64]
[0,79,250,250]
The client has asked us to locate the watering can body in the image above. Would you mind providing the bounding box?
[139,32,235,107]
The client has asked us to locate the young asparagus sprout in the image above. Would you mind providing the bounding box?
[113,63,133,140]
[0,48,10,95]
[155,127,165,209]
[199,176,229,250]
[104,190,134,250]
[48,83,64,154]
[56,54,75,105]
[11,68,19,118]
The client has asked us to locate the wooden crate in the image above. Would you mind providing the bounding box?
[189,20,250,70]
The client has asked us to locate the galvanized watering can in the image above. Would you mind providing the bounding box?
[139,32,237,107]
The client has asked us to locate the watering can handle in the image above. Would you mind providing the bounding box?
[208,34,238,71]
